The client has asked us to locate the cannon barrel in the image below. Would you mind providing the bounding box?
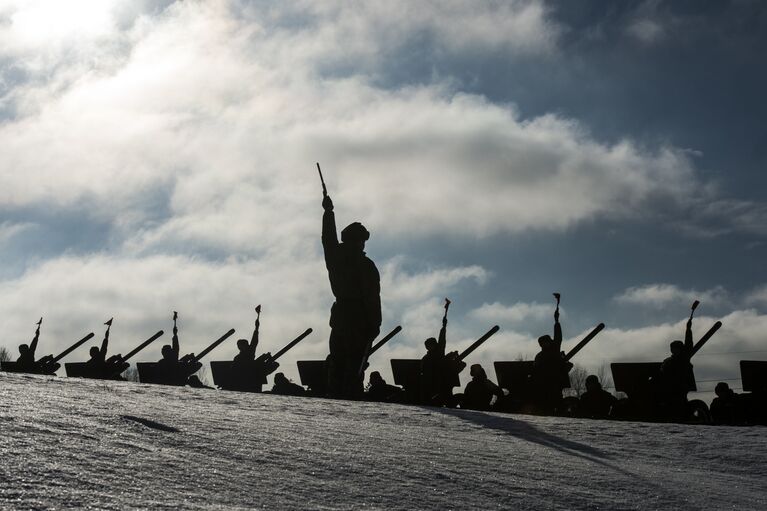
[564,323,605,362]
[52,332,95,363]
[458,325,500,362]
[194,328,236,362]
[120,330,164,363]
[690,321,722,357]
[267,328,313,363]
[368,325,403,357]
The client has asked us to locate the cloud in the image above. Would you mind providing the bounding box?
[626,18,664,45]
[469,301,553,324]
[614,283,728,309]
[0,0,758,252]
[0,221,34,243]
[745,285,767,308]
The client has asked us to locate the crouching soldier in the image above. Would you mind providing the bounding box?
[462,364,506,411]
[578,375,617,418]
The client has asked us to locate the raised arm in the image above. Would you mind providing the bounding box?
[250,317,259,351]
[322,195,338,256]
[553,309,562,351]
[172,324,180,356]
[30,319,42,357]
[438,316,447,355]
[101,325,110,357]
[684,318,693,352]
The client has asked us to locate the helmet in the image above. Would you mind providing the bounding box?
[341,222,370,242]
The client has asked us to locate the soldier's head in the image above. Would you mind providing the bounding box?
[715,382,731,398]
[161,344,176,361]
[341,222,369,252]
[470,364,486,380]
[89,346,100,358]
[274,372,288,385]
[585,374,601,392]
[669,340,684,355]
[236,339,249,352]
[538,334,553,349]
[18,343,29,356]
[369,371,384,386]
[424,337,438,352]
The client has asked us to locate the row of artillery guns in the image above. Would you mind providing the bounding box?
[0,312,312,389]
[3,301,765,425]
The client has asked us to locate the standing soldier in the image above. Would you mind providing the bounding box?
[319,164,381,398]
[531,293,572,414]
[656,306,696,418]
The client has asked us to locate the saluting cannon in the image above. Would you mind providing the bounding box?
[390,325,500,405]
[137,312,235,386]
[211,328,313,392]
[493,323,605,413]
[297,325,403,397]
[610,301,721,423]
[1,318,94,376]
[66,321,164,381]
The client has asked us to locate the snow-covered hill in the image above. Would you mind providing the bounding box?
[1,373,765,510]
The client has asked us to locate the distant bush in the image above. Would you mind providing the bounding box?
[0,346,10,362]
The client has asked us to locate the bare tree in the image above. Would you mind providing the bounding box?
[0,346,10,362]
[122,366,139,382]
[595,363,614,391]
[567,364,590,397]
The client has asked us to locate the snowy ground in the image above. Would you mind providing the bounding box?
[1,373,765,510]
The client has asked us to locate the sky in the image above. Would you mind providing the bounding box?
[0,0,765,393]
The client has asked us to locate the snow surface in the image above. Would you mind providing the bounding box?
[1,373,765,510]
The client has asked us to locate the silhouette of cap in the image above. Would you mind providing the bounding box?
[715,382,730,395]
[341,222,369,242]
[470,364,486,379]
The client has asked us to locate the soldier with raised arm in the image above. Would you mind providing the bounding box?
[657,314,695,415]
[234,306,261,363]
[16,318,43,372]
[321,178,381,398]
[420,299,465,406]
[532,295,572,413]
[85,319,112,373]
[158,312,201,380]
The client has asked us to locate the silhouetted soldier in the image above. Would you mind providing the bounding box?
[366,371,404,402]
[158,312,201,380]
[657,317,694,415]
[234,305,261,363]
[578,375,617,419]
[462,364,505,411]
[85,318,113,374]
[17,318,57,373]
[420,300,465,406]
[532,301,571,413]
[321,191,381,398]
[271,372,306,396]
[710,382,742,425]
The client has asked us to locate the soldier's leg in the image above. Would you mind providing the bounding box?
[327,328,347,397]
[339,335,369,399]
